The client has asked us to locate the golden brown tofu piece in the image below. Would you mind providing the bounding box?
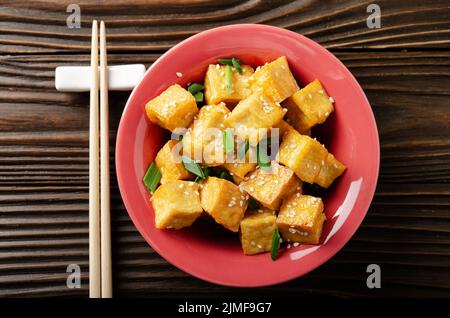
[225,93,284,146]
[182,103,230,166]
[151,181,203,229]
[155,140,193,184]
[315,153,346,188]
[251,56,299,103]
[273,120,297,140]
[200,177,248,232]
[283,80,334,133]
[222,147,257,182]
[242,162,301,210]
[145,84,198,132]
[276,194,325,244]
[205,64,254,105]
[240,209,277,255]
[278,130,327,184]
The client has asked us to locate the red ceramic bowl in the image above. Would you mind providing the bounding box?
[116,24,379,287]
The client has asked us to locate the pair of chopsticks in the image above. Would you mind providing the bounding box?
[89,20,112,298]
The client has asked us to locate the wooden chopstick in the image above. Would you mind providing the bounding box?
[89,20,101,298]
[99,21,112,298]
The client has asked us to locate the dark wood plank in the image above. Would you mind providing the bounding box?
[0,0,449,53]
[0,50,449,297]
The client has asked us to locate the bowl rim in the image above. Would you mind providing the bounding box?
[116,23,380,287]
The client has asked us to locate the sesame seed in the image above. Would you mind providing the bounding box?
[257,244,263,249]
[249,187,254,192]
[319,90,324,94]
[258,209,263,213]
[179,184,184,188]
[308,93,312,99]
[329,96,335,103]
[215,64,220,70]
[251,240,255,246]
[293,242,300,247]
[176,72,183,78]
[287,244,291,249]
[184,191,189,195]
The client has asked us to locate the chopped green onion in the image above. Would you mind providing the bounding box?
[271,228,281,261]
[182,156,206,179]
[187,83,204,95]
[225,64,232,94]
[194,91,204,103]
[218,58,241,65]
[223,128,234,154]
[237,140,250,160]
[248,198,260,210]
[232,58,243,75]
[219,170,233,182]
[143,162,161,194]
[257,148,271,171]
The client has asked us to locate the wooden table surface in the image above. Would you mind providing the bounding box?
[1,0,449,298]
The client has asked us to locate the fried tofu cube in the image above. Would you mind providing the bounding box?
[240,209,277,255]
[145,84,198,132]
[151,181,202,229]
[182,103,230,165]
[278,130,327,183]
[274,120,297,140]
[251,56,299,103]
[205,64,254,105]
[155,140,192,184]
[283,80,334,133]
[242,162,301,210]
[225,93,284,146]
[315,153,346,188]
[200,177,248,232]
[223,147,257,182]
[276,194,325,244]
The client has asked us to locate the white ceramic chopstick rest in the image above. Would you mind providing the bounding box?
[55,64,146,92]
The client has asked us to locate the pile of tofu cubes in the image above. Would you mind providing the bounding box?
[145,56,346,256]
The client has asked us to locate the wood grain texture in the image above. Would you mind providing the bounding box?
[0,0,449,53]
[1,0,450,298]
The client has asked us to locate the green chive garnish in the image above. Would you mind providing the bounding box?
[232,58,243,75]
[218,58,241,65]
[225,64,232,94]
[271,228,281,261]
[188,83,204,95]
[194,91,204,103]
[219,170,233,182]
[182,156,206,179]
[223,128,234,154]
[248,198,260,210]
[257,148,271,171]
[143,162,161,194]
[237,140,250,160]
